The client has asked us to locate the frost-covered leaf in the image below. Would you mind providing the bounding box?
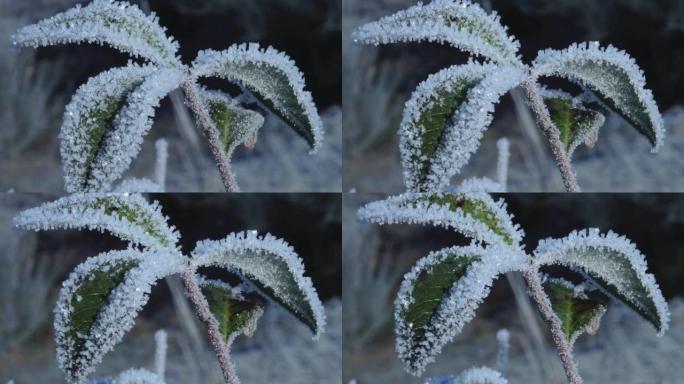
[352,0,521,65]
[540,88,605,156]
[541,276,607,346]
[533,43,665,151]
[81,67,183,191]
[116,368,165,384]
[357,192,523,246]
[192,43,323,152]
[399,63,524,192]
[396,244,526,375]
[191,231,326,337]
[13,193,179,250]
[12,0,180,67]
[199,278,264,344]
[55,249,184,383]
[425,366,507,384]
[534,228,670,335]
[200,89,265,157]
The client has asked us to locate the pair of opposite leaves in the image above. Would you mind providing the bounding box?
[13,0,323,192]
[353,0,665,192]
[358,192,669,376]
[13,193,326,383]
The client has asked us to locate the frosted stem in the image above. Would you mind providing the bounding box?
[521,75,580,192]
[523,268,583,384]
[496,328,509,377]
[154,329,167,378]
[182,264,240,384]
[181,77,238,192]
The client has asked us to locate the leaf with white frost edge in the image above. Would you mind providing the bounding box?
[55,249,184,383]
[357,192,523,246]
[539,87,605,157]
[396,244,526,375]
[352,0,522,66]
[191,231,326,337]
[399,63,524,192]
[541,275,607,347]
[12,0,180,67]
[534,228,669,335]
[85,67,183,191]
[425,366,508,384]
[13,193,179,250]
[192,43,323,152]
[532,42,665,151]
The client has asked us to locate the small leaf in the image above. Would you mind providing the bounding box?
[533,43,665,151]
[534,228,670,335]
[399,63,524,192]
[200,279,264,343]
[200,89,265,156]
[192,43,323,152]
[191,231,326,337]
[395,245,526,375]
[540,88,605,157]
[541,276,607,346]
[13,193,179,250]
[54,250,184,382]
[357,192,523,246]
[13,0,180,67]
[352,0,521,65]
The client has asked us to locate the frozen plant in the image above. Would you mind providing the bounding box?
[14,193,326,384]
[353,0,665,192]
[12,0,323,192]
[357,192,669,384]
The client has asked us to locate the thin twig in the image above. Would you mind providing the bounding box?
[182,265,240,384]
[523,268,583,384]
[180,77,239,192]
[521,75,580,192]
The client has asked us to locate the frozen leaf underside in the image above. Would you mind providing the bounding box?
[201,89,265,156]
[400,63,524,192]
[192,43,323,152]
[352,0,521,65]
[542,277,607,346]
[533,43,665,151]
[13,193,179,250]
[534,228,669,334]
[357,192,523,246]
[201,281,264,343]
[396,245,526,375]
[12,0,180,66]
[55,250,183,382]
[192,231,326,337]
[541,89,605,156]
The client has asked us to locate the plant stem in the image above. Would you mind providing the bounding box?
[181,77,239,192]
[182,264,240,384]
[523,268,583,384]
[521,75,580,192]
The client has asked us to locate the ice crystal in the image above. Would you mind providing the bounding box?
[192,43,323,152]
[395,244,526,375]
[13,193,179,250]
[532,42,665,151]
[12,0,181,67]
[357,192,524,247]
[352,0,521,66]
[191,230,326,338]
[534,228,670,335]
[54,249,184,383]
[399,63,524,192]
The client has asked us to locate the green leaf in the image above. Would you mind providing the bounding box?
[541,89,605,156]
[201,89,265,156]
[200,280,264,342]
[357,192,523,246]
[533,43,664,151]
[542,277,607,345]
[192,44,323,151]
[534,229,669,334]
